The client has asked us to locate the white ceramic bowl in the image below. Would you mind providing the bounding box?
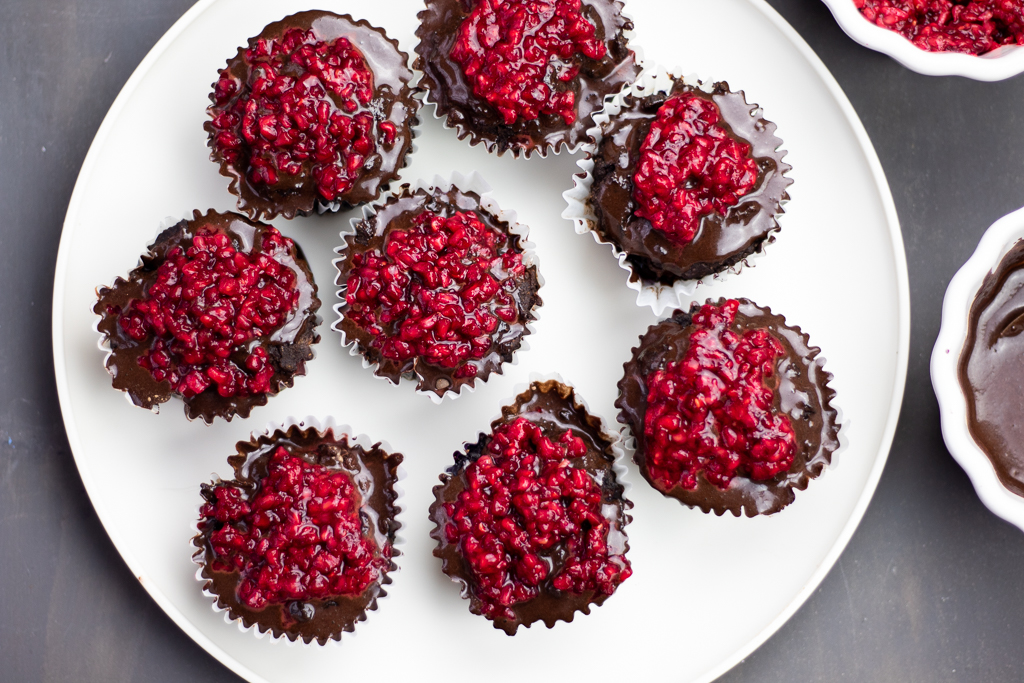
[821,0,1024,81]
[932,206,1024,532]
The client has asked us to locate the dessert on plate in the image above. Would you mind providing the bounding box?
[334,181,541,399]
[617,299,840,516]
[206,10,420,219]
[414,0,640,156]
[193,422,402,644]
[94,210,320,423]
[584,78,792,288]
[429,379,632,634]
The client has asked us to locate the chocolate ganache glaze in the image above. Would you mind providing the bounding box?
[588,81,792,284]
[617,299,839,516]
[206,11,420,220]
[334,184,541,397]
[414,0,640,157]
[430,380,631,634]
[959,239,1024,497]
[94,210,320,423]
[193,424,402,644]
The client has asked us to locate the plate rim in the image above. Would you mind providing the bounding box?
[51,1,910,682]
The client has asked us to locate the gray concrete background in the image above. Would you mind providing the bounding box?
[3,0,1023,680]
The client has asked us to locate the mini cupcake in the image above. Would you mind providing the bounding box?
[333,177,541,400]
[430,379,632,634]
[94,210,320,423]
[193,421,402,644]
[617,299,839,516]
[206,11,420,219]
[414,0,640,157]
[568,72,792,310]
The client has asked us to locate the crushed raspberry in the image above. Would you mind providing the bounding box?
[209,27,384,202]
[449,0,607,125]
[853,0,1024,54]
[199,446,388,611]
[441,418,631,621]
[632,93,759,246]
[643,300,797,490]
[115,228,299,398]
[345,210,526,373]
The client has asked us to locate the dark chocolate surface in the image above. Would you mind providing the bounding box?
[617,299,839,516]
[429,380,630,634]
[334,184,541,397]
[206,11,419,220]
[15,1,1024,682]
[959,239,1024,497]
[93,209,321,423]
[414,0,640,157]
[588,81,792,284]
[193,424,402,645]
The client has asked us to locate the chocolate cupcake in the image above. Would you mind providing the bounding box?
[617,299,839,516]
[414,0,640,157]
[333,179,541,400]
[578,74,792,294]
[193,421,402,644]
[94,210,320,423]
[206,11,420,220]
[429,379,632,634]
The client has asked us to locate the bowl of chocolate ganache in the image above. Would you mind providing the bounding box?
[932,206,1024,532]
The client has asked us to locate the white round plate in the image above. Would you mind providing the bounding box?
[932,206,1024,533]
[52,1,908,682]
[821,0,1024,81]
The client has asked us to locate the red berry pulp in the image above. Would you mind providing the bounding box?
[345,210,526,375]
[200,446,387,610]
[643,300,797,490]
[115,228,299,398]
[449,0,607,125]
[633,93,759,246]
[442,418,631,621]
[854,0,1024,54]
[209,27,384,202]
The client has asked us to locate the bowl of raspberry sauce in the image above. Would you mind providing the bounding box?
[821,0,1024,80]
[933,206,1024,532]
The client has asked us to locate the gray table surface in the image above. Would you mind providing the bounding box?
[4,0,1024,680]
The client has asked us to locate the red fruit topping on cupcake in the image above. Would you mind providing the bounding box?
[633,94,759,246]
[642,300,796,490]
[449,0,607,125]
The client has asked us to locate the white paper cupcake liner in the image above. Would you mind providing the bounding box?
[413,0,643,158]
[332,171,543,404]
[190,415,406,646]
[562,64,791,316]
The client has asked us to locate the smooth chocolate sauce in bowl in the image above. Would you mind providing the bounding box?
[959,239,1024,497]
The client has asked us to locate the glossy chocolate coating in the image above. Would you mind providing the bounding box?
[94,210,321,423]
[334,185,541,397]
[960,239,1024,497]
[206,11,420,220]
[414,0,640,157]
[193,424,402,645]
[617,299,839,516]
[588,82,792,284]
[429,380,630,634]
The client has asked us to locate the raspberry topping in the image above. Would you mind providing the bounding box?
[853,0,1024,54]
[643,300,797,490]
[632,93,759,246]
[209,27,383,203]
[199,446,388,611]
[441,418,631,622]
[449,0,607,125]
[115,228,299,399]
[344,209,527,375]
